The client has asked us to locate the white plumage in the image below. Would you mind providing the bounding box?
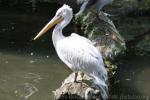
[57,33,105,76]
[34,4,108,100]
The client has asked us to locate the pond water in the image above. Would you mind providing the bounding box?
[0,49,149,100]
[0,51,70,100]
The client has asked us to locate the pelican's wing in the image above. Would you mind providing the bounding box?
[56,33,104,73]
[71,33,94,45]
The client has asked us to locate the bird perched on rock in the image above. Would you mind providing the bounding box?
[34,4,108,100]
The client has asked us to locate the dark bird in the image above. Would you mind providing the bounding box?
[76,0,113,17]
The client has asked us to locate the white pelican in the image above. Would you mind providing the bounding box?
[34,4,108,99]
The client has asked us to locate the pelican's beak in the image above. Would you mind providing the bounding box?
[34,16,63,40]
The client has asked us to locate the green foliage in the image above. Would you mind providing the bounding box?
[75,12,98,39]
[75,11,104,39]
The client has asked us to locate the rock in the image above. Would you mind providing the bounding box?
[53,72,103,100]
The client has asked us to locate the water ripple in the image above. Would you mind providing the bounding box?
[24,73,42,83]
[23,83,38,100]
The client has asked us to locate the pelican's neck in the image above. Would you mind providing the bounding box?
[52,20,68,48]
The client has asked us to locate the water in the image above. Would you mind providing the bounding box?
[0,50,149,100]
[0,51,70,100]
[111,55,150,99]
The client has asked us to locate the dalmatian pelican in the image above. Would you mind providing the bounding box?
[34,4,108,100]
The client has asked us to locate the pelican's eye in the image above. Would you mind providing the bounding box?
[56,12,62,17]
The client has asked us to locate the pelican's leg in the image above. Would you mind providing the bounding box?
[74,72,78,83]
[79,72,84,92]
[80,72,84,82]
